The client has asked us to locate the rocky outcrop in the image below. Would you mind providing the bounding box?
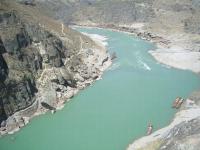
[1,0,200,149]
[33,1,200,149]
[158,117,200,150]
[0,0,111,135]
[127,91,200,150]
[0,10,38,123]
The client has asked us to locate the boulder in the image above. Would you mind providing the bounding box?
[0,120,6,128]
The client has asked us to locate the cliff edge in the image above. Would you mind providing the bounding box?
[0,0,111,135]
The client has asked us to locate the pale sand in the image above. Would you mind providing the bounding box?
[74,25,200,74]
[82,32,108,47]
[72,24,200,150]
[150,48,200,73]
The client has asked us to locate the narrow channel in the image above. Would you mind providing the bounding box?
[0,28,200,150]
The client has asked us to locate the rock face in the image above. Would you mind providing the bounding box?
[159,117,200,150]
[158,92,200,150]
[0,0,111,133]
[1,0,200,149]
[0,10,38,123]
[29,0,200,149]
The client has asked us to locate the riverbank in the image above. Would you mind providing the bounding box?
[103,24,200,150]
[105,25,200,150]
[127,98,200,150]
[1,24,200,150]
[96,24,200,150]
[0,31,112,137]
[72,24,200,150]
[72,23,200,74]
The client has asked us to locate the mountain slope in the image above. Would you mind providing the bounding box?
[0,0,111,134]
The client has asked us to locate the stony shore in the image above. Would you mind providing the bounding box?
[106,25,200,150]
[99,24,200,150]
[1,20,199,149]
[0,31,112,137]
[1,1,200,149]
[73,23,200,74]
[73,23,200,150]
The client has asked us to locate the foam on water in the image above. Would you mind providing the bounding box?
[108,62,121,71]
[134,51,152,71]
[137,59,152,71]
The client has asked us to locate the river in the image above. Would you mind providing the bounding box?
[0,27,200,150]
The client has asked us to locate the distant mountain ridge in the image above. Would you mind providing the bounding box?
[26,0,200,35]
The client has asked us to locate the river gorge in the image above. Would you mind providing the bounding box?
[0,27,200,150]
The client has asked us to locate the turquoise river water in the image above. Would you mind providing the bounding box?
[0,28,200,150]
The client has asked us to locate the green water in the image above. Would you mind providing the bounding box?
[1,28,200,150]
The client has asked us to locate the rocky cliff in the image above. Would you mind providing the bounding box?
[1,0,200,149]
[28,0,200,150]
[0,0,111,135]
